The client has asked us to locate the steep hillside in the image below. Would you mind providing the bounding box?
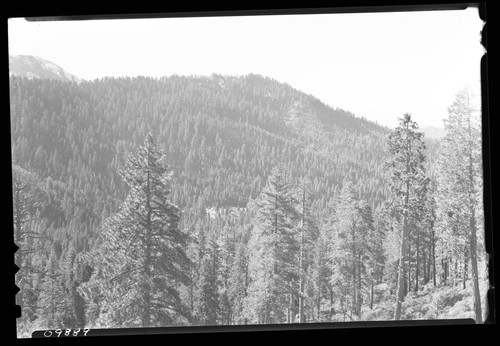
[9,55,82,82]
[13,71,488,337]
[9,74,391,229]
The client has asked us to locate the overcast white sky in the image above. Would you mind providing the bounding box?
[8,8,484,128]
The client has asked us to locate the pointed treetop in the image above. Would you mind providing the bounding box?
[144,132,155,147]
[395,113,420,131]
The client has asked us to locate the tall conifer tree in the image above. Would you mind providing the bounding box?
[79,134,192,327]
[436,88,483,323]
[386,114,428,320]
[243,166,299,324]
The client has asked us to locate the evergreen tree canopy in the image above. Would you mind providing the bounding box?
[386,114,429,320]
[78,134,192,328]
[436,88,483,323]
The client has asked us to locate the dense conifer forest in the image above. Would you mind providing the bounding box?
[10,74,488,336]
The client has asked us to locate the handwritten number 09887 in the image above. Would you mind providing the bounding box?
[44,328,90,337]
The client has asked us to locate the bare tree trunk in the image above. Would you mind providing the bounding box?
[330,287,334,320]
[432,226,437,286]
[394,205,409,320]
[189,267,194,315]
[298,187,306,323]
[357,254,362,316]
[454,258,458,286]
[423,248,428,285]
[317,292,321,321]
[395,131,411,320]
[415,226,420,292]
[469,208,482,323]
[407,239,411,294]
[445,258,449,284]
[451,257,455,285]
[467,115,482,323]
[370,277,374,310]
[429,249,432,285]
[287,293,293,323]
[463,244,469,289]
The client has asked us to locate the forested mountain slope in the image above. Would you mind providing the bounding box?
[9,73,390,231]
[14,72,484,338]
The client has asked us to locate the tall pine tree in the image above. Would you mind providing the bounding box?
[295,180,319,323]
[79,134,192,327]
[327,182,370,319]
[386,114,428,320]
[243,166,299,324]
[436,88,483,323]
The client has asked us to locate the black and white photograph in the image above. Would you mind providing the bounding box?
[8,5,490,338]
